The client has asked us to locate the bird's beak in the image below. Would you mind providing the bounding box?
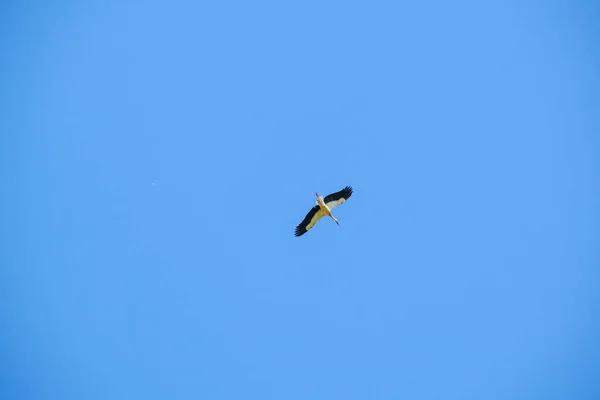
[315,192,319,197]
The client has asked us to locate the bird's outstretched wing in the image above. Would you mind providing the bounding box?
[324,186,353,210]
[295,205,327,237]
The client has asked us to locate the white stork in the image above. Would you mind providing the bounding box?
[295,186,353,237]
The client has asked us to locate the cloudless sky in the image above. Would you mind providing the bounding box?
[2,0,600,399]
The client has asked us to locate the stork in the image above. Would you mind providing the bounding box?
[295,186,353,237]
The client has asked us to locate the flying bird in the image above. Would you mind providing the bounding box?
[295,186,353,237]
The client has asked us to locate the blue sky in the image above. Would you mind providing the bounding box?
[2,0,599,399]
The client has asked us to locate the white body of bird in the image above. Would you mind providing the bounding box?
[316,193,339,226]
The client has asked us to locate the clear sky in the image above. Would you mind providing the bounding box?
[2,1,599,399]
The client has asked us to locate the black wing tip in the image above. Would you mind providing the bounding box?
[295,226,306,237]
[340,186,353,199]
